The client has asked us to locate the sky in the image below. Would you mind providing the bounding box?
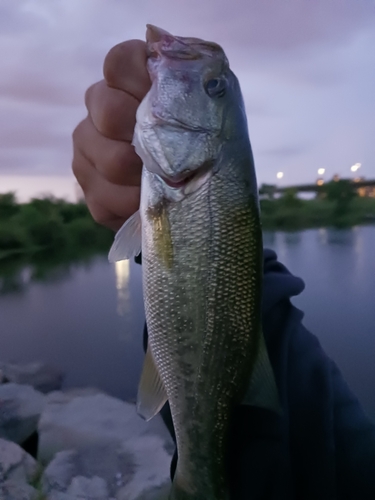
[0,0,374,201]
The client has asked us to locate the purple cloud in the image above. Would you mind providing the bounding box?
[0,0,374,191]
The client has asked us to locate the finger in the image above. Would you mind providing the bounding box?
[73,117,142,186]
[72,148,140,231]
[103,39,151,100]
[85,81,139,141]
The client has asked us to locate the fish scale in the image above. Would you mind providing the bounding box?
[141,161,262,499]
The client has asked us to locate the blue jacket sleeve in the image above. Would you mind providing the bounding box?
[277,304,375,499]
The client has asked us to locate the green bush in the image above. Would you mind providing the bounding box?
[0,193,114,259]
[0,192,19,219]
[28,217,67,249]
[67,218,112,249]
[0,224,26,250]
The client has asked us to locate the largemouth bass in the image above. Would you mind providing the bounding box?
[109,25,279,500]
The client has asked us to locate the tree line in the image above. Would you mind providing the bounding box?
[1,179,375,259]
[0,193,113,259]
[260,180,375,230]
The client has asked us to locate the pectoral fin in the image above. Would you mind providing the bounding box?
[242,332,282,414]
[108,210,142,263]
[137,345,168,421]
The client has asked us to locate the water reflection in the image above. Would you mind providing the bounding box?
[325,228,357,246]
[0,250,106,295]
[318,228,328,245]
[284,232,301,245]
[262,231,276,247]
[115,260,130,317]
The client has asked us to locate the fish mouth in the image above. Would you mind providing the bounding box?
[159,171,196,189]
[158,160,214,191]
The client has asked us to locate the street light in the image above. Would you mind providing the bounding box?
[317,168,325,175]
[351,163,361,172]
[276,172,284,179]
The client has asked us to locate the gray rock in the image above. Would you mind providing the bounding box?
[0,437,39,483]
[0,383,46,444]
[39,393,173,500]
[46,387,103,405]
[0,362,64,394]
[0,438,39,500]
[42,446,171,500]
[42,450,77,493]
[0,481,38,500]
[38,393,173,464]
[67,475,109,498]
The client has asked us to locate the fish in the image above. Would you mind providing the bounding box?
[109,25,279,500]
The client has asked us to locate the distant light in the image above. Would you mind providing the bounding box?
[317,168,325,175]
[316,179,324,186]
[351,162,361,172]
[276,172,284,179]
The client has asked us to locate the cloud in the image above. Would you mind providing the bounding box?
[0,0,374,190]
[0,78,81,107]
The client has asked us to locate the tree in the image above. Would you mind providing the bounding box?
[0,192,19,219]
[323,180,357,217]
[279,188,303,209]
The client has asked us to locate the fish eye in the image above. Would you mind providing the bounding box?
[205,78,226,98]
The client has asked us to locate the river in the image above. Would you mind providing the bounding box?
[0,226,374,421]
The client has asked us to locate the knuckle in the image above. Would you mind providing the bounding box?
[72,119,86,145]
[71,161,85,189]
[88,203,110,227]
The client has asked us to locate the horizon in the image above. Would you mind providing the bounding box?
[1,0,374,201]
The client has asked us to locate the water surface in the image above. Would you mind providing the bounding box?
[0,226,374,420]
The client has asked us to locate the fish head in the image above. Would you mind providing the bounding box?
[133,25,249,199]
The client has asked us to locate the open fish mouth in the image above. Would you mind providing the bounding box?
[158,160,215,192]
[159,172,195,189]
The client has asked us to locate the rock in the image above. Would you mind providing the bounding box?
[42,446,170,500]
[0,438,39,484]
[39,393,174,499]
[0,362,64,394]
[67,475,110,498]
[42,450,76,493]
[0,481,38,500]
[0,438,39,500]
[46,387,103,405]
[0,383,46,444]
[38,392,173,463]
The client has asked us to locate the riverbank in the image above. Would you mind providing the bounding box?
[260,195,375,230]
[2,192,375,261]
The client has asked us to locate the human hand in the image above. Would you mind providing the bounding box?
[72,40,151,231]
